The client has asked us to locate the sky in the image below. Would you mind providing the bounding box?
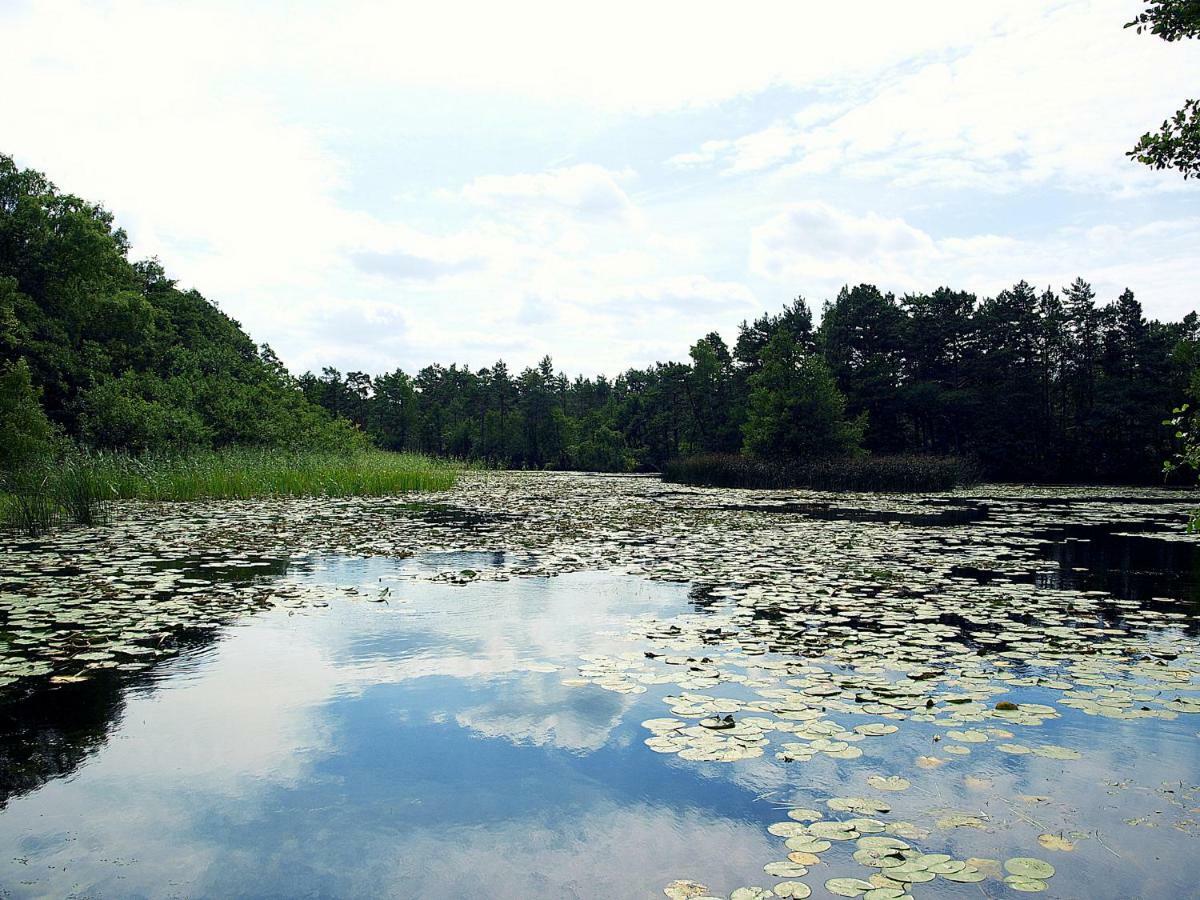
[4,0,1199,377]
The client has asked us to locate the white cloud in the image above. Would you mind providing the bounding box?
[353,250,482,280]
[461,165,636,222]
[672,1,1200,193]
[751,202,1200,319]
[602,275,759,317]
[1,0,1196,377]
[274,0,1018,113]
[752,203,935,281]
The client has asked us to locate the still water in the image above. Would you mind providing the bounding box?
[0,563,789,898]
[1,486,1199,899]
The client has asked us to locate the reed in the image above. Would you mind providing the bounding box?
[661,452,980,492]
[1,449,458,534]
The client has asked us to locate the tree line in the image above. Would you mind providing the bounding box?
[301,282,1199,484]
[3,151,1198,486]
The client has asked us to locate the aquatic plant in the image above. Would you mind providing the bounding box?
[76,448,458,501]
[3,472,1198,897]
[0,448,456,533]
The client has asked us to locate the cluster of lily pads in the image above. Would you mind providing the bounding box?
[2,471,1199,896]
[664,842,1056,899]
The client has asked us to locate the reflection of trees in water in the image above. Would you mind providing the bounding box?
[0,675,126,808]
[0,631,216,808]
[1037,525,1200,628]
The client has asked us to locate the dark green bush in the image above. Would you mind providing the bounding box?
[0,359,57,470]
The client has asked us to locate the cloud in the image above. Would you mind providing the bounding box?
[2,0,1195,378]
[752,203,934,280]
[269,0,1020,113]
[669,1,1199,193]
[455,673,635,752]
[603,275,759,317]
[461,164,636,222]
[750,202,1200,318]
[351,249,483,281]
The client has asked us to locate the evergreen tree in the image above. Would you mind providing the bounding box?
[743,333,863,459]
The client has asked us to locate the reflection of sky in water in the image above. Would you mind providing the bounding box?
[0,568,778,898]
[0,559,1198,898]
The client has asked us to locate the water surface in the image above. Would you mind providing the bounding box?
[1,478,1198,899]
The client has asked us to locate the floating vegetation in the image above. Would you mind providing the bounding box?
[1,471,1199,896]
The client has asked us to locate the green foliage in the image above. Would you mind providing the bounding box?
[1129,99,1200,179]
[569,420,635,472]
[0,359,57,470]
[1126,0,1200,40]
[299,280,1196,485]
[1,449,456,534]
[4,154,1192,491]
[818,284,906,451]
[0,455,110,535]
[1125,1,1200,178]
[0,154,361,459]
[742,333,864,459]
[66,448,456,501]
[1163,398,1200,529]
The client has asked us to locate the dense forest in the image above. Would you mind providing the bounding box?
[0,154,361,471]
[302,284,1199,483]
[2,152,1198,487]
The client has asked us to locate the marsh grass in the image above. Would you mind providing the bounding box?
[81,448,459,501]
[662,452,980,492]
[1,449,457,534]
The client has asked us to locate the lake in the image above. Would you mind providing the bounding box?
[0,473,1198,898]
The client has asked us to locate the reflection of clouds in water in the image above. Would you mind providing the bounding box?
[0,572,699,896]
[455,671,636,752]
[0,623,343,896]
[805,711,1200,897]
[291,802,778,900]
[110,626,338,792]
[313,569,685,685]
[116,571,684,776]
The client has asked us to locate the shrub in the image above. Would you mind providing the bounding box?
[0,359,57,470]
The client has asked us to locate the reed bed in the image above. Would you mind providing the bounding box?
[1,449,457,534]
[661,452,980,492]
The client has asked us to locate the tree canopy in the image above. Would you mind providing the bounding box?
[0,154,361,463]
[1126,0,1200,178]
[301,280,1198,483]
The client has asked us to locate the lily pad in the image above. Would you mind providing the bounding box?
[1005,858,1055,879]
[825,877,875,897]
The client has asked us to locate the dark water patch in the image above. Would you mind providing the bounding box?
[712,499,989,527]
[1033,523,1200,607]
[0,674,126,809]
[390,501,515,529]
[148,553,291,584]
[0,632,220,809]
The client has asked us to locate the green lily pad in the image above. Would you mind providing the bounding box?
[1005,858,1055,879]
[1004,876,1048,892]
[825,877,875,897]
[773,882,811,899]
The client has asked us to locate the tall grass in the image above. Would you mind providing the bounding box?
[1,449,457,534]
[0,458,113,536]
[662,452,980,492]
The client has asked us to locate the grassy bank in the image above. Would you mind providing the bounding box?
[0,449,458,535]
[662,452,979,492]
